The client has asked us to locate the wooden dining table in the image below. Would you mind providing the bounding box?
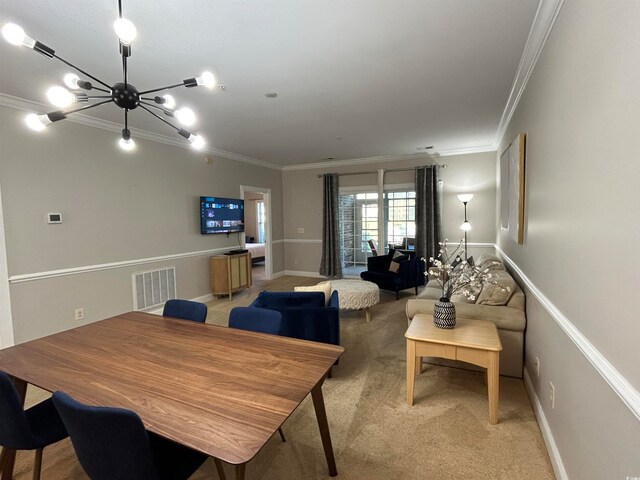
[0,311,344,479]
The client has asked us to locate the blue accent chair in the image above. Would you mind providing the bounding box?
[229,307,283,335]
[52,391,210,480]
[0,371,68,480]
[248,291,340,347]
[360,249,426,300]
[228,307,287,442]
[162,299,208,323]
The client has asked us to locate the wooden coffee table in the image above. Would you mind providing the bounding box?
[405,314,503,424]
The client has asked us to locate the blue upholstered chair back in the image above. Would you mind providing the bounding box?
[229,307,282,335]
[162,299,207,323]
[0,371,35,449]
[52,391,160,480]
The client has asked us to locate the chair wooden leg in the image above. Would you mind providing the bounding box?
[235,463,246,480]
[278,427,287,443]
[415,286,418,295]
[214,458,226,480]
[327,366,333,379]
[396,290,400,300]
[33,448,43,480]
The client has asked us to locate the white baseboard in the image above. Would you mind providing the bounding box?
[283,270,326,278]
[524,369,569,480]
[271,271,285,279]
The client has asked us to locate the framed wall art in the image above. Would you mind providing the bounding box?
[500,133,526,244]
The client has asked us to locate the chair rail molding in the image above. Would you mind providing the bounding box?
[495,244,640,422]
[8,247,232,284]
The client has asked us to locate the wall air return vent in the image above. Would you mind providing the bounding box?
[133,267,176,310]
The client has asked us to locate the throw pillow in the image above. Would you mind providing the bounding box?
[294,281,332,306]
[476,270,516,306]
[388,252,409,273]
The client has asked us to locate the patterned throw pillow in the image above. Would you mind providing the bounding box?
[388,252,409,273]
[476,271,516,305]
[294,281,332,306]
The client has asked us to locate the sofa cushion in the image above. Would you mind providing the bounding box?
[294,282,332,306]
[475,253,505,271]
[476,270,516,306]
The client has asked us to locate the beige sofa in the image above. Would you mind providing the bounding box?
[405,253,526,378]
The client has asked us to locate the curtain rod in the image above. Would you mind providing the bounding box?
[315,163,446,178]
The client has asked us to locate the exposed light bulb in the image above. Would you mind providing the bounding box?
[113,18,137,45]
[47,86,75,108]
[196,71,216,89]
[25,113,50,132]
[460,221,472,231]
[457,193,474,203]
[188,134,205,150]
[2,23,35,48]
[118,137,136,151]
[163,94,176,109]
[63,73,80,90]
[175,107,196,126]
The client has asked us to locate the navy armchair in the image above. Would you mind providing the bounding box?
[360,249,425,300]
[249,291,340,347]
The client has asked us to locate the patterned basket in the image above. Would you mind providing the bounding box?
[433,297,456,329]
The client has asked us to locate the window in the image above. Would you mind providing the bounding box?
[385,190,416,249]
[338,188,416,269]
[256,201,265,243]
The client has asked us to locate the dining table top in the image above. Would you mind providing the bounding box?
[0,311,344,465]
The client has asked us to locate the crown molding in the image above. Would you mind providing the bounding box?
[0,93,282,171]
[282,145,496,172]
[494,0,565,147]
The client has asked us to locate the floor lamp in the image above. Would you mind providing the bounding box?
[457,194,473,260]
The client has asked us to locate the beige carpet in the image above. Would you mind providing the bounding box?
[15,276,554,479]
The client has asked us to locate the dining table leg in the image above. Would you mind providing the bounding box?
[234,462,246,480]
[0,377,27,479]
[311,380,338,477]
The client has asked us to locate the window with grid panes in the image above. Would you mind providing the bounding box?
[384,190,416,249]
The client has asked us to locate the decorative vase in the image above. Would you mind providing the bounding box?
[433,297,456,329]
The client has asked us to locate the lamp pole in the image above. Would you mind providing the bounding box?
[457,193,473,261]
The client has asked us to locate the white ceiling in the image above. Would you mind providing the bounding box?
[0,0,539,166]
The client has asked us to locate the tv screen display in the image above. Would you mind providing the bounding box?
[200,196,245,234]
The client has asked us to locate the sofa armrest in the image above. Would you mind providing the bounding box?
[398,257,426,286]
[406,298,526,332]
[328,290,339,309]
[279,307,340,346]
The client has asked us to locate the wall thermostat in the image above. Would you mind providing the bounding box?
[47,213,62,224]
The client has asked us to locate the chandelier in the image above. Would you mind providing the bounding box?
[1,0,216,151]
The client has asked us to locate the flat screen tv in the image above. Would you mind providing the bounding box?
[200,196,245,234]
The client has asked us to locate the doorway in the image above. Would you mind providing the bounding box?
[240,185,273,281]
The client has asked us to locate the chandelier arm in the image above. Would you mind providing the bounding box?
[125,109,128,131]
[139,83,184,96]
[87,95,112,99]
[139,104,182,133]
[62,99,113,116]
[122,53,128,87]
[89,86,111,94]
[139,101,167,113]
[53,54,112,90]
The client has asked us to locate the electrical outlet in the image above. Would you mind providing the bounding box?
[297,227,305,234]
[75,308,84,322]
[549,381,555,409]
[535,357,540,377]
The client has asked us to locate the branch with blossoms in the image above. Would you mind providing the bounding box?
[421,239,512,301]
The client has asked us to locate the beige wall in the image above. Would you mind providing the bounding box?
[497,1,640,478]
[282,151,497,274]
[0,105,283,343]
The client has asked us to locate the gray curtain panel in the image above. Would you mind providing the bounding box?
[319,173,342,278]
[415,166,441,261]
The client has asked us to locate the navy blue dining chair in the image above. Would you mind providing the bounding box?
[228,307,287,443]
[162,299,208,323]
[52,391,219,480]
[0,371,68,480]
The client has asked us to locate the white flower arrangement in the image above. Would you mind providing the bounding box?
[422,239,511,301]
